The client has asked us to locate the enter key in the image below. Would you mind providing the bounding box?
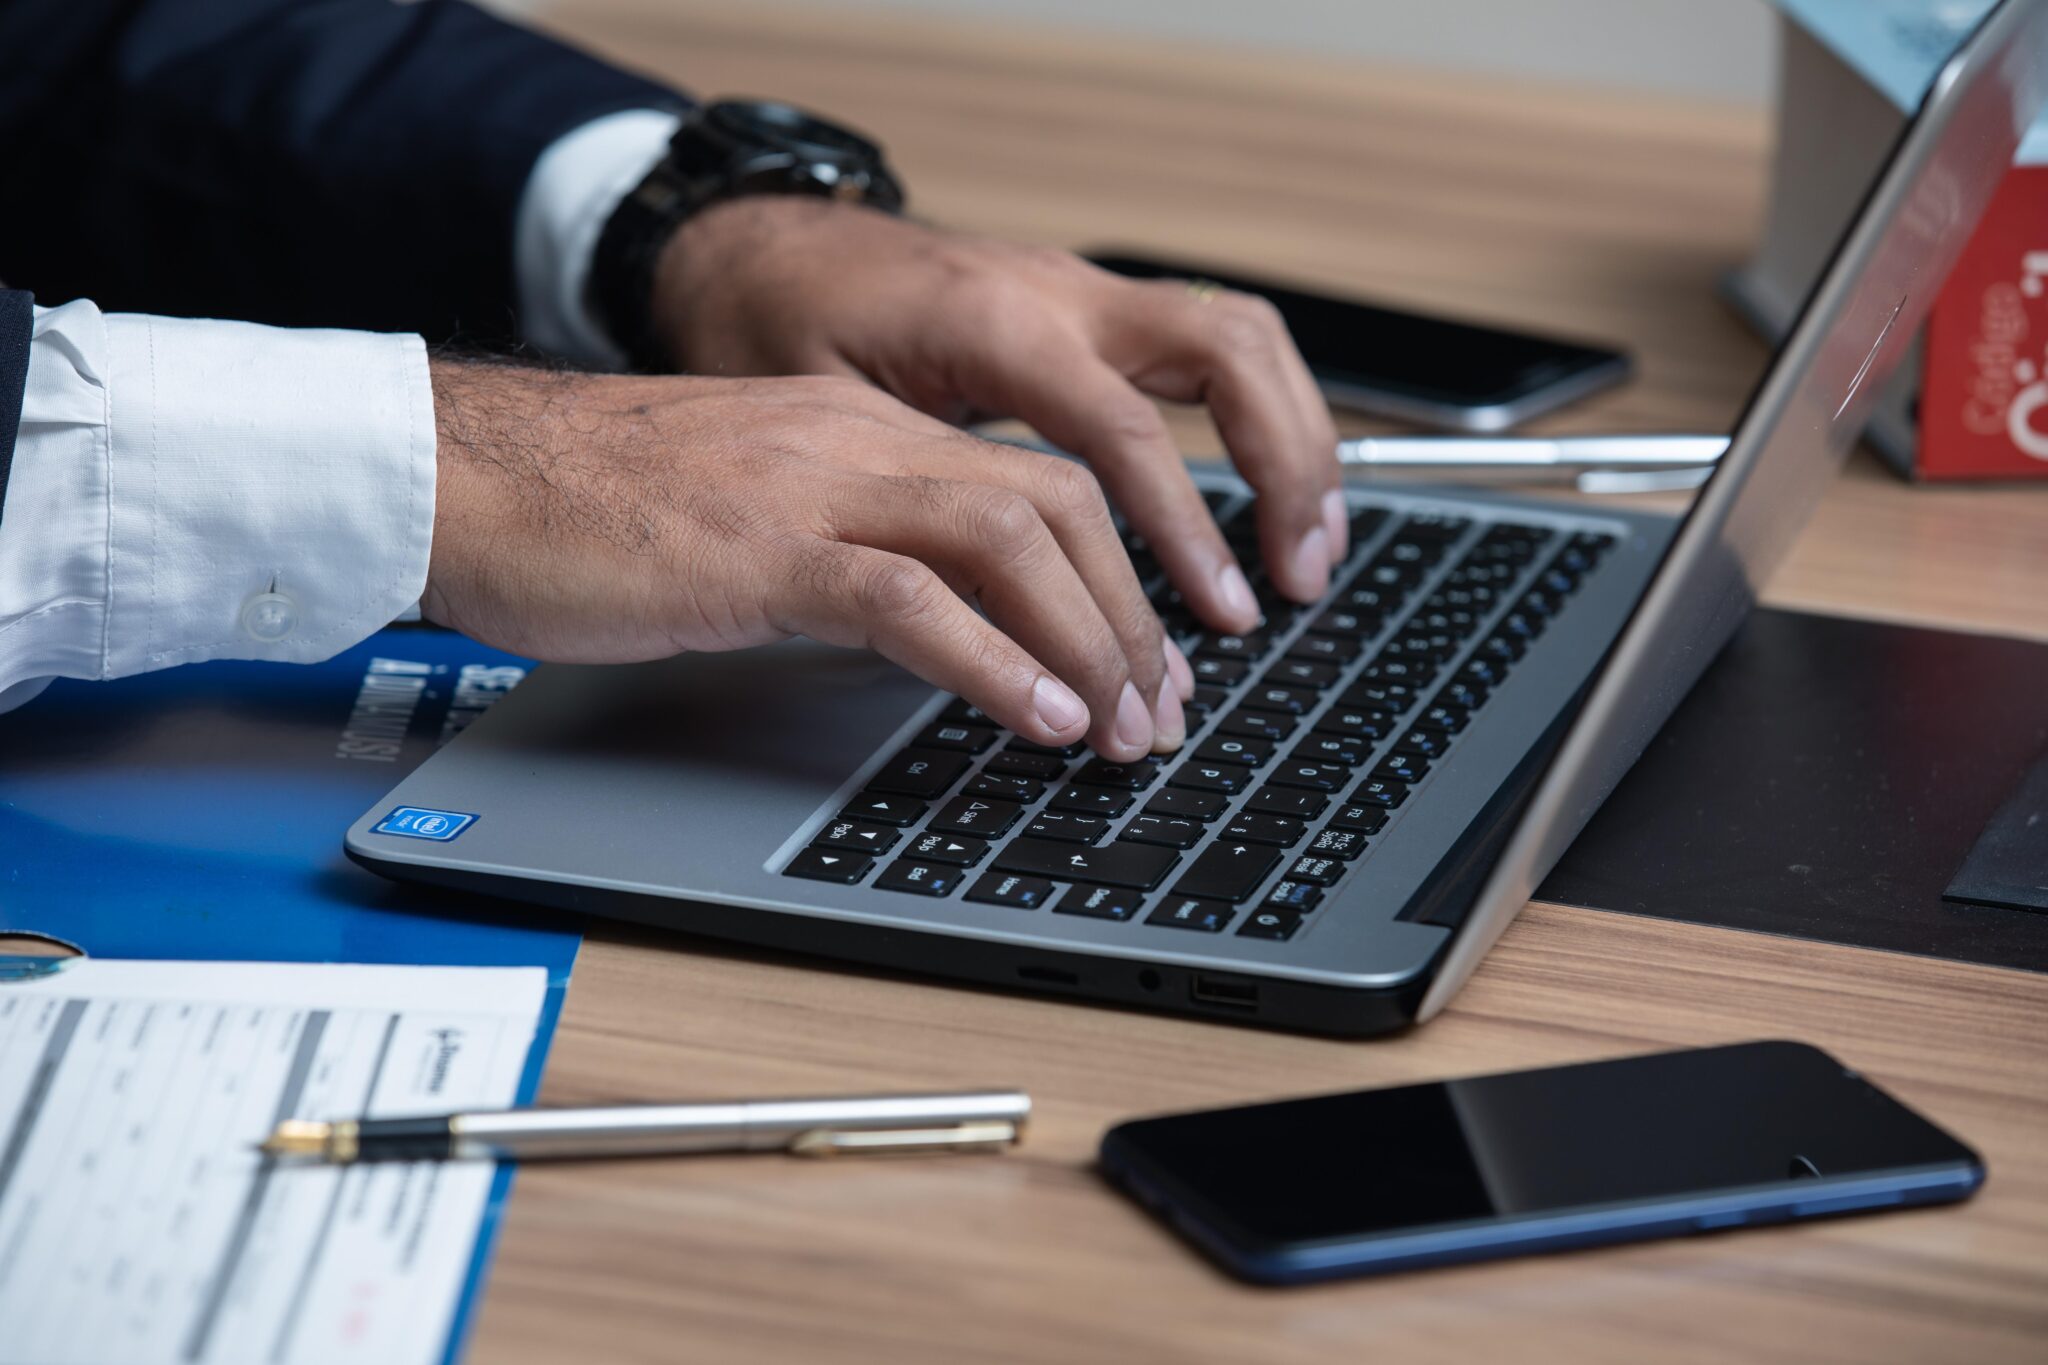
[1171,842,1283,904]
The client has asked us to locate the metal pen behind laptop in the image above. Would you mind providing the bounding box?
[260,1089,1031,1164]
[1339,434,1728,493]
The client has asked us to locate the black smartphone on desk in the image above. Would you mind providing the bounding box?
[1100,1042,1982,1284]
[1087,250,1630,431]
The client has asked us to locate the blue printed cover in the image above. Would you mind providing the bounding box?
[0,625,573,1365]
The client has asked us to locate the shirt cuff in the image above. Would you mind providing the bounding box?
[515,108,683,370]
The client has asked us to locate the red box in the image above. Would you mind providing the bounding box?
[1921,167,2048,479]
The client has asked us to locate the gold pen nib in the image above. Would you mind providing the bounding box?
[259,1119,334,1158]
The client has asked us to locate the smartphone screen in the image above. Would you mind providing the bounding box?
[1087,251,1629,430]
[1101,1042,1981,1282]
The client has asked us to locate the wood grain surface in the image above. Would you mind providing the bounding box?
[470,5,2048,1360]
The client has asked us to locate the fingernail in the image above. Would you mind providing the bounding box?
[1217,564,1259,625]
[1115,680,1153,754]
[1032,675,1088,737]
[1150,681,1186,754]
[1163,637,1195,700]
[1322,488,1350,563]
[1291,526,1332,597]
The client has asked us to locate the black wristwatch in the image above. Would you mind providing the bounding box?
[589,99,906,371]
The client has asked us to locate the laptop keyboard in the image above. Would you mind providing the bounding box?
[781,489,1617,942]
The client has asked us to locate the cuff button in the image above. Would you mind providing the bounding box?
[240,590,299,643]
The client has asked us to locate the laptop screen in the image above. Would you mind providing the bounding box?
[1421,0,2048,1019]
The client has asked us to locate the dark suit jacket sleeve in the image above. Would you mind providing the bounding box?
[0,291,30,524]
[0,0,690,344]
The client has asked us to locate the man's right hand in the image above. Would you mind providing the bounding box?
[423,359,1195,763]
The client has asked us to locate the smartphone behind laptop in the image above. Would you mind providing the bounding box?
[1086,251,1631,431]
[1100,1042,1984,1283]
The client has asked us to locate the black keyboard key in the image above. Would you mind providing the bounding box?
[1291,736,1370,767]
[1477,635,1525,666]
[966,772,1046,803]
[1357,658,1438,688]
[875,860,963,897]
[1268,761,1349,793]
[1006,738,1086,759]
[1439,681,1488,711]
[1350,778,1410,809]
[1336,583,1405,616]
[869,749,970,800]
[1191,657,1250,686]
[1172,842,1283,903]
[965,872,1054,909]
[784,847,873,884]
[1310,607,1378,638]
[1243,683,1319,716]
[1221,813,1305,847]
[1314,707,1391,740]
[1286,855,1345,887]
[1343,681,1420,712]
[1145,789,1229,822]
[1237,908,1302,940]
[1146,897,1232,932]
[1349,505,1390,543]
[1458,658,1506,689]
[1168,762,1252,795]
[816,820,902,856]
[1328,803,1389,834]
[929,796,1023,839]
[1374,753,1430,783]
[1419,704,1469,734]
[941,697,996,726]
[907,832,989,866]
[1120,814,1205,849]
[1051,785,1132,817]
[984,748,1067,780]
[995,838,1179,889]
[1024,811,1108,844]
[1056,884,1144,921]
[1193,632,1271,661]
[1194,734,1273,768]
[1287,634,1360,664]
[1073,757,1163,790]
[1188,685,1232,716]
[1245,786,1328,819]
[1308,828,1369,860]
[1260,660,1342,691]
[842,794,927,827]
[1263,880,1324,913]
[915,721,996,753]
[1219,709,1297,741]
[1397,727,1452,758]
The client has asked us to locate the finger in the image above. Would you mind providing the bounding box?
[1115,283,1344,603]
[941,326,1260,639]
[911,437,1187,750]
[827,470,1161,761]
[773,540,1093,750]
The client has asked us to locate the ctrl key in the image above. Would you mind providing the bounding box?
[784,846,874,884]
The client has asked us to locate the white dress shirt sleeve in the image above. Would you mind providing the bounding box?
[0,300,436,712]
[514,108,683,369]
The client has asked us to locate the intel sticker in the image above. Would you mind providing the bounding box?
[374,806,477,842]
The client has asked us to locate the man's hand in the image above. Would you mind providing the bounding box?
[423,360,1193,761]
[648,198,1347,631]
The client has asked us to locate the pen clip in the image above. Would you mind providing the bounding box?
[785,1120,1021,1157]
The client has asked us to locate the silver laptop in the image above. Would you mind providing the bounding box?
[348,0,2046,1035]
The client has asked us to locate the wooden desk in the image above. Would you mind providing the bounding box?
[475,5,2048,1360]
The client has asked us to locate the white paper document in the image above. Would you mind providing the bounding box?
[0,959,548,1365]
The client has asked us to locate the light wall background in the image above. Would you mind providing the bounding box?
[523,0,1779,105]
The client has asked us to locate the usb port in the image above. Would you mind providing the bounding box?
[1190,975,1260,1010]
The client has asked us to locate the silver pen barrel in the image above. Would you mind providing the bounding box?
[445,1090,1032,1160]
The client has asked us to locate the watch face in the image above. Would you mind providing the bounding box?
[713,99,881,163]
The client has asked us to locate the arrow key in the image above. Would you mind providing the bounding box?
[784,846,874,884]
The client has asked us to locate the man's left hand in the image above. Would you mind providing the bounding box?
[647,198,1346,638]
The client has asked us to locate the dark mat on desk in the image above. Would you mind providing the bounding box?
[1536,608,2048,973]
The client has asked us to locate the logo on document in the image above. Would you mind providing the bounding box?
[373,806,478,841]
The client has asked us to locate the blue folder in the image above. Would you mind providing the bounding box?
[0,626,576,1365]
